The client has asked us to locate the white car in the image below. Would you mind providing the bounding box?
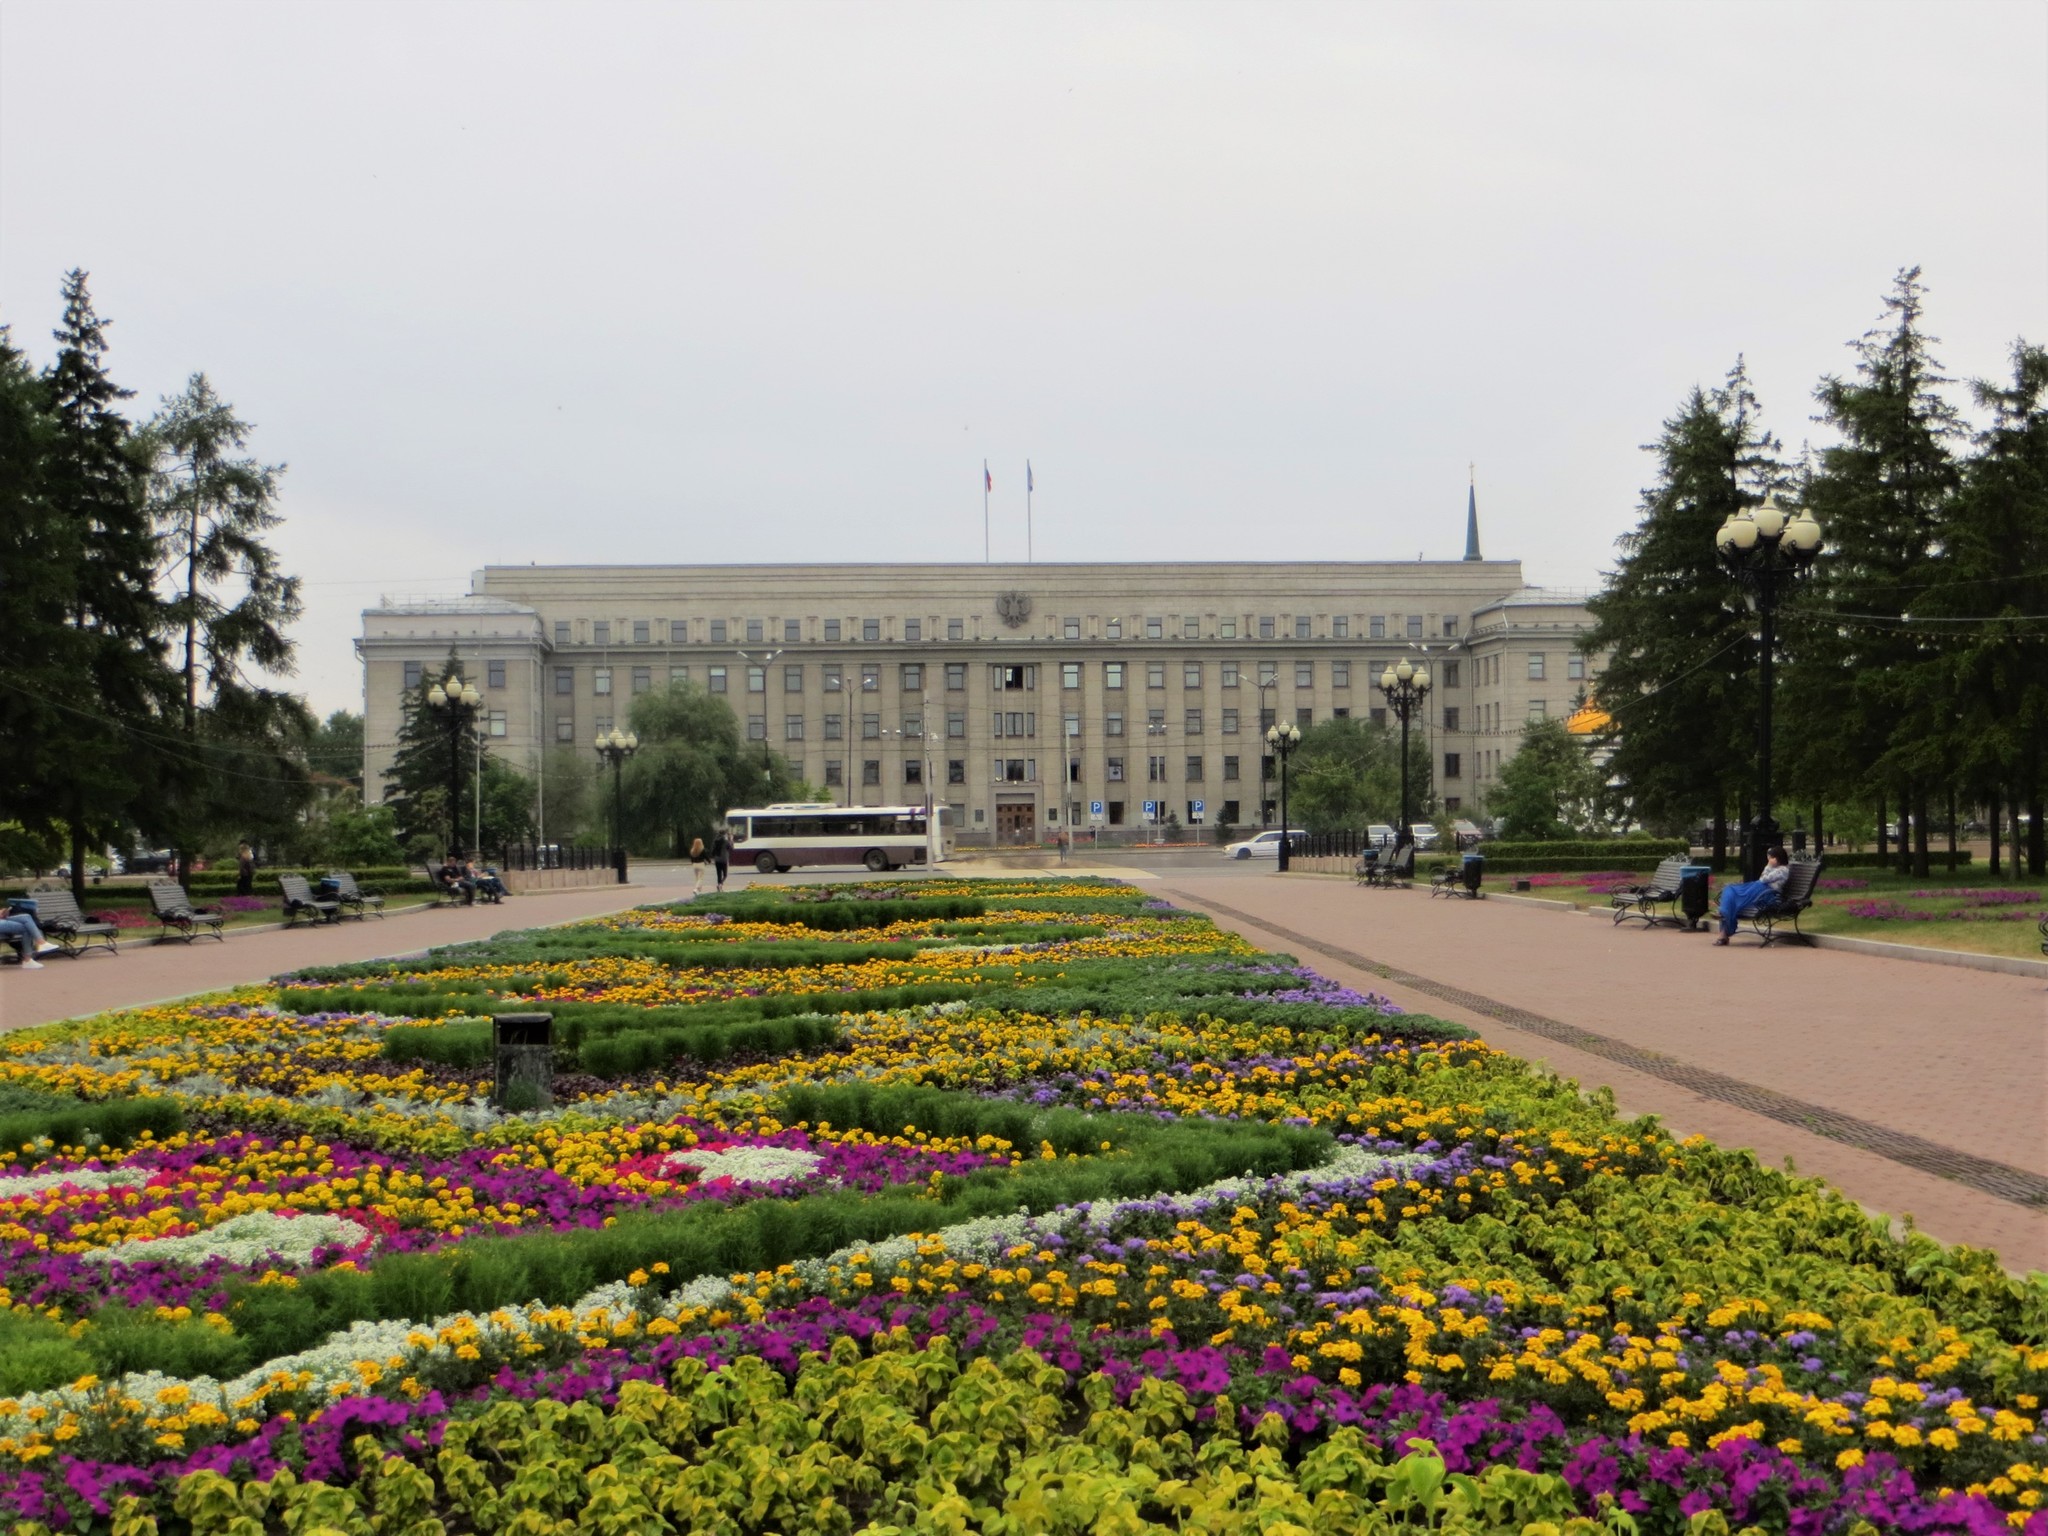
[1366,824,1398,848]
[1409,824,1440,850]
[1224,829,1303,860]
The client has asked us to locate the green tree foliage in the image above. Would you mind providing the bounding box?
[1487,718,1603,839]
[538,745,597,845]
[381,656,533,857]
[619,682,807,855]
[305,710,365,791]
[1580,361,1781,848]
[1282,717,1431,833]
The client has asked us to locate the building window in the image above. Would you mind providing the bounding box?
[739,619,759,644]
[553,667,573,695]
[1443,752,1461,779]
[1106,712,1124,737]
[1183,616,1200,639]
[1063,712,1081,739]
[1183,662,1202,688]
[1258,616,1275,639]
[1221,707,1239,734]
[1219,619,1237,639]
[666,620,685,644]
[594,668,612,696]
[1369,616,1385,639]
[901,663,923,690]
[487,710,507,737]
[862,713,881,739]
[1221,661,1239,688]
[1443,660,1461,688]
[1444,796,1461,813]
[1064,618,1081,640]
[947,618,964,640]
[1407,615,1424,638]
[554,621,572,646]
[1147,754,1167,782]
[1442,617,1460,637]
[1296,706,1313,727]
[784,665,804,691]
[824,713,843,740]
[1369,707,1386,727]
[1222,755,1240,780]
[946,663,967,691]
[1295,662,1313,688]
[947,710,966,738]
[486,660,506,689]
[904,759,923,784]
[555,715,574,742]
[863,760,881,785]
[708,666,727,694]
[747,666,766,693]
[824,760,843,786]
[1185,755,1204,782]
[1141,617,1161,640]
[824,619,841,642]
[1333,706,1349,719]
[629,620,647,645]
[994,663,1034,691]
[1107,756,1125,781]
[670,666,689,684]
[1528,653,1546,681]
[783,619,802,643]
[861,664,880,691]
[404,661,423,690]
[785,715,805,741]
[1259,706,1277,731]
[862,619,881,642]
[1104,663,1124,690]
[1529,699,1547,718]
[632,666,651,693]
[1443,706,1460,731]
[823,664,843,692]
[1185,708,1203,734]
[593,621,611,646]
[1147,707,1166,729]
[1062,662,1081,689]
[1332,661,1349,688]
[1295,616,1312,639]
[905,619,922,642]
[1568,654,1586,680]
[1332,616,1350,639]
[1105,619,1122,639]
[746,715,766,740]
[708,620,727,644]
[1147,662,1166,689]
[947,759,965,784]
[1254,661,1274,688]
[903,710,925,737]
[1001,759,1031,783]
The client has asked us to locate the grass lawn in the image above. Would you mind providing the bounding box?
[1507,864,2048,959]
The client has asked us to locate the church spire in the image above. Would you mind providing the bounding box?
[1463,466,1482,561]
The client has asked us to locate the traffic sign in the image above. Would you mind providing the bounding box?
[1143,800,1157,819]
[1089,799,1104,824]
[1191,799,1205,822]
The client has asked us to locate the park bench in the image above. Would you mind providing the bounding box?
[19,889,119,957]
[278,873,341,927]
[1353,847,1380,886]
[1735,856,1824,947]
[147,881,226,943]
[326,871,386,919]
[422,864,469,907]
[1610,856,1690,928]
[1362,843,1415,889]
[1430,856,1484,900]
[2039,914,2046,958]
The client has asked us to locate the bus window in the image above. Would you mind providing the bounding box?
[727,816,750,843]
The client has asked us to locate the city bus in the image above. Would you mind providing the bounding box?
[724,804,952,874]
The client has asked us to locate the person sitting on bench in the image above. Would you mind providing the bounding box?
[467,859,507,903]
[436,856,477,906]
[0,904,58,968]
[1714,846,1789,946]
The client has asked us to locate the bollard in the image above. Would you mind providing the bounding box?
[493,1012,554,1111]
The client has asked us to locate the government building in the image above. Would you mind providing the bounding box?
[358,534,1598,844]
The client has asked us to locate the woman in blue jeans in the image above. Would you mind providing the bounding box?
[0,910,57,968]
[1715,847,1790,945]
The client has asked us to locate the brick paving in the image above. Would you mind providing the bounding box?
[1154,871,2048,1272]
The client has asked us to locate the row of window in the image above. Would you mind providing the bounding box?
[550,614,1469,648]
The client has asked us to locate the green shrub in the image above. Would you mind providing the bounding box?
[0,1309,93,1396]
[0,1095,185,1166]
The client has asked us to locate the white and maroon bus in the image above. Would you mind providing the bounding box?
[724,803,952,873]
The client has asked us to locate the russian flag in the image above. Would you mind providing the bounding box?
[984,462,992,493]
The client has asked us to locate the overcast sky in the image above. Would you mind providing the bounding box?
[4,0,2044,717]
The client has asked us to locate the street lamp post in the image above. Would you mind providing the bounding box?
[1377,658,1433,850]
[1146,719,1170,842]
[426,671,482,858]
[1715,491,1823,879]
[595,726,639,884]
[1265,721,1300,870]
[1257,680,1278,828]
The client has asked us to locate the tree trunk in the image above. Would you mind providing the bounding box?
[1896,785,1913,876]
[1946,788,1957,873]
[2029,784,2045,878]
[1988,791,2003,877]
[1813,800,1825,852]
[1912,787,1930,878]
[1711,803,1729,874]
[2013,784,2027,881]
[69,820,87,906]
[1876,793,1888,862]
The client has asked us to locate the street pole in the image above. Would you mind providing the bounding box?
[595,728,640,884]
[1266,722,1299,870]
[1377,660,1433,852]
[428,671,481,859]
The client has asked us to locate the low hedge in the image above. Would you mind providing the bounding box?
[1473,838,1687,860]
[0,1095,185,1166]
[1425,855,1671,875]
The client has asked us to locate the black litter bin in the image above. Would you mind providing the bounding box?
[1678,865,1712,931]
[1461,852,1485,897]
[493,1012,555,1110]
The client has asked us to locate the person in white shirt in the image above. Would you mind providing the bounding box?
[1715,847,1791,945]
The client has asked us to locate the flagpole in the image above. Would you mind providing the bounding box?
[982,460,990,562]
[1026,460,1033,562]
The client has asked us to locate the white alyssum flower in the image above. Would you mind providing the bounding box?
[0,1166,149,1201]
[666,1146,822,1184]
[82,1210,371,1268]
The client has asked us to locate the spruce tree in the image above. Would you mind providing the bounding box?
[1578,360,1783,862]
[0,328,62,856]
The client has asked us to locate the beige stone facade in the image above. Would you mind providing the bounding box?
[357,562,1598,843]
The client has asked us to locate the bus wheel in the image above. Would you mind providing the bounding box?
[755,851,779,874]
[863,849,890,872]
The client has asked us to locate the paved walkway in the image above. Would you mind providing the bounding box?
[0,885,651,1032]
[1154,872,2048,1272]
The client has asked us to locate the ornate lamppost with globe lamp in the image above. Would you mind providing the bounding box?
[1377,659,1432,850]
[595,727,639,883]
[426,671,482,859]
[1715,491,1823,879]
[1265,720,1300,870]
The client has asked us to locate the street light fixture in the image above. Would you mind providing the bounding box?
[426,671,482,858]
[1257,679,1278,829]
[1146,718,1171,842]
[1715,490,1823,878]
[595,726,640,884]
[1377,658,1432,850]
[1265,720,1300,870]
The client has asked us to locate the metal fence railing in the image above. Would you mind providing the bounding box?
[491,843,619,873]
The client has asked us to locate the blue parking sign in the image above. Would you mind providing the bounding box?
[1089,800,1102,816]
[1143,800,1157,818]
[1192,799,1204,818]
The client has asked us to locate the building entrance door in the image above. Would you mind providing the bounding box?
[995,802,1036,844]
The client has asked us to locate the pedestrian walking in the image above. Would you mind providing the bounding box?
[711,828,730,890]
[688,836,708,894]
[235,842,255,897]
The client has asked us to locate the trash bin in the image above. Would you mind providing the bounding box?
[493,1012,554,1111]
[1678,866,1712,931]
[1461,852,1485,897]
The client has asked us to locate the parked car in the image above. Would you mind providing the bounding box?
[1365,824,1398,848]
[1452,819,1484,849]
[125,849,177,874]
[1409,824,1440,850]
[1224,829,1304,860]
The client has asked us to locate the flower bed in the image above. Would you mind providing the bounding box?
[0,876,2038,1533]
